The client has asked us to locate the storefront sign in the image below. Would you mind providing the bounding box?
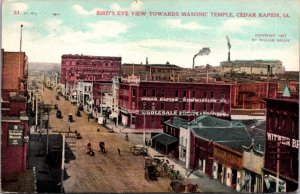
[140,97,228,103]
[139,110,229,117]
[214,146,243,170]
[267,132,299,149]
[8,125,24,146]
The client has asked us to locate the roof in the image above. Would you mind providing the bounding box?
[152,133,178,146]
[190,116,251,152]
[190,115,245,128]
[164,116,189,129]
[282,85,291,97]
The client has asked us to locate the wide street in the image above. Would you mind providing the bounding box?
[42,87,171,193]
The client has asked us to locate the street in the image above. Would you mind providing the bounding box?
[42,88,171,192]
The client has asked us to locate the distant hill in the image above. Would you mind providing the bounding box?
[29,62,60,72]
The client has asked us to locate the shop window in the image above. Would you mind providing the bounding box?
[221,103,224,112]
[182,102,186,110]
[213,166,216,171]
[192,102,195,111]
[203,103,207,111]
[228,173,230,178]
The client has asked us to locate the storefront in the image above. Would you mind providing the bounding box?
[213,143,244,191]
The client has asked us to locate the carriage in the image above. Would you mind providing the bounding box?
[170,181,199,193]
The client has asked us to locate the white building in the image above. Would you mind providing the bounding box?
[220,60,285,75]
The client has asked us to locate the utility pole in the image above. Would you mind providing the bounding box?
[46,110,49,155]
[61,133,65,193]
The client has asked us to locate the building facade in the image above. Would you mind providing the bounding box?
[220,60,285,75]
[119,75,231,131]
[1,50,29,180]
[60,54,121,107]
[231,82,278,109]
[263,98,298,192]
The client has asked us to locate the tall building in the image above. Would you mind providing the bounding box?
[1,50,29,180]
[220,60,285,75]
[119,75,231,131]
[263,98,298,192]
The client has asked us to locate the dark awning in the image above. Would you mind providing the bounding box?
[152,133,178,146]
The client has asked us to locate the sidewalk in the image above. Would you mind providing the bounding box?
[104,119,236,193]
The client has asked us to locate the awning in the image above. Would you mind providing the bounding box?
[152,133,178,146]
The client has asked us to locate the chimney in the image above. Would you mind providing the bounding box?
[228,51,230,62]
[146,57,148,65]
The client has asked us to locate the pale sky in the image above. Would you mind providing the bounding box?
[2,0,300,70]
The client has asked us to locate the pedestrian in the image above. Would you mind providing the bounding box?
[86,142,92,154]
[117,148,121,156]
[145,138,148,146]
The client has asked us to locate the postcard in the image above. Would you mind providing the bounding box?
[1,0,299,193]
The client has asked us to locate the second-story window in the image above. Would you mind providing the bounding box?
[132,101,135,109]
[192,91,196,98]
[132,89,136,97]
[161,102,165,109]
[182,102,186,110]
[183,91,187,97]
[211,92,214,99]
[175,90,179,97]
[161,90,165,97]
[204,92,207,99]
[152,102,156,110]
[152,90,156,97]
[221,92,225,99]
[143,89,147,96]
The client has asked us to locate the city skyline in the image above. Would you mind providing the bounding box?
[2,0,299,71]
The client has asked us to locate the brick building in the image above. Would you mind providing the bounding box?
[263,98,298,192]
[231,82,278,109]
[60,54,121,109]
[119,75,231,131]
[1,50,29,180]
[122,62,182,81]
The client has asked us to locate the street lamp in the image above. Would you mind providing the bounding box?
[192,47,210,69]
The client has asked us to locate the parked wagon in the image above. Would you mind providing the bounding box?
[131,145,148,156]
[170,181,199,193]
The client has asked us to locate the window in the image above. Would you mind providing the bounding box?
[211,92,214,98]
[183,91,187,97]
[204,92,207,98]
[143,89,147,96]
[210,103,214,111]
[192,91,196,98]
[143,102,147,109]
[182,102,186,110]
[152,90,156,97]
[132,101,135,109]
[221,103,224,112]
[174,102,178,110]
[132,89,136,97]
[151,116,155,127]
[152,102,156,110]
[192,102,195,111]
[203,103,207,111]
[175,90,179,97]
[161,102,165,109]
[221,92,225,99]
[161,90,165,97]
